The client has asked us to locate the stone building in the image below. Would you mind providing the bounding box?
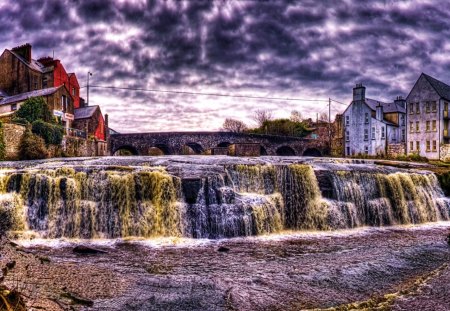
[406,73,450,160]
[0,86,74,127]
[73,105,108,141]
[343,84,406,157]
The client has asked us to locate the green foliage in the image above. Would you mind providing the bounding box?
[19,129,48,160]
[395,153,428,162]
[15,97,55,124]
[31,120,64,145]
[248,119,311,137]
[0,122,5,160]
[11,117,29,125]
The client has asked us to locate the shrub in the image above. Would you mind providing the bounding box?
[11,117,29,125]
[15,97,55,124]
[19,130,48,160]
[248,119,311,137]
[31,120,64,145]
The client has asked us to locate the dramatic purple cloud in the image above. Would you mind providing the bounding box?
[0,0,449,132]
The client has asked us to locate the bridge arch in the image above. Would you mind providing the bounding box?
[260,145,268,156]
[113,145,139,156]
[302,148,322,157]
[217,142,231,148]
[148,144,172,155]
[276,146,296,156]
[182,142,204,155]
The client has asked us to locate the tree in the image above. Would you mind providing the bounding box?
[319,112,329,122]
[290,110,303,122]
[222,118,248,133]
[15,97,54,124]
[253,110,273,127]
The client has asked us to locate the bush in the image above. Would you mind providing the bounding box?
[32,120,64,145]
[11,117,29,125]
[19,130,48,160]
[15,97,55,124]
[248,119,311,137]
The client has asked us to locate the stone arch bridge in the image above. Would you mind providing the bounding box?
[110,132,329,156]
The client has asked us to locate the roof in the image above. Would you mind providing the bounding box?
[365,98,406,113]
[74,105,99,119]
[9,50,51,73]
[0,86,61,106]
[422,73,450,101]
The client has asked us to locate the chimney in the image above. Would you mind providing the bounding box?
[11,43,32,63]
[79,97,86,108]
[376,103,383,121]
[353,83,366,102]
[394,96,406,109]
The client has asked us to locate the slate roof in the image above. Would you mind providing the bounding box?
[0,86,61,105]
[74,105,99,119]
[9,50,51,73]
[365,98,406,113]
[422,73,450,101]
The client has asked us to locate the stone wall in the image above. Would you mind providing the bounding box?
[228,143,260,157]
[387,143,406,158]
[63,137,108,157]
[440,144,450,162]
[2,123,26,160]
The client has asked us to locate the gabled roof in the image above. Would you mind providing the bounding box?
[365,98,406,113]
[422,73,450,101]
[74,105,99,119]
[0,86,61,106]
[8,50,51,73]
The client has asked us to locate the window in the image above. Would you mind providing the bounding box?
[432,140,437,152]
[345,130,350,142]
[364,146,369,155]
[72,88,76,96]
[400,114,405,126]
[445,102,449,112]
[364,129,369,141]
[432,120,437,131]
[426,121,430,131]
[345,115,350,126]
[34,77,38,90]
[426,102,430,113]
[401,129,406,142]
[381,126,385,139]
[416,102,420,114]
[42,76,47,88]
[426,140,431,151]
[409,121,414,133]
[346,146,350,155]
[365,113,369,124]
[416,121,420,132]
[371,127,375,140]
[432,101,437,112]
[416,141,420,152]
[410,141,413,151]
[11,104,17,111]
[409,103,414,115]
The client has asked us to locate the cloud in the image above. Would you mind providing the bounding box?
[0,0,449,132]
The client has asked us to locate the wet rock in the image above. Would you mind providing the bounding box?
[61,291,94,307]
[182,178,202,204]
[217,246,230,252]
[5,261,16,270]
[73,245,107,255]
[447,233,450,246]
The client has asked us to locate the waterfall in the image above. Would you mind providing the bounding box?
[0,160,449,239]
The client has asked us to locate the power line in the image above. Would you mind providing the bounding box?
[85,84,330,102]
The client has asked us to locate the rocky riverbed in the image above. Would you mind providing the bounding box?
[1,223,450,310]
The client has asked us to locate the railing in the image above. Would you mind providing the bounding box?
[65,127,87,139]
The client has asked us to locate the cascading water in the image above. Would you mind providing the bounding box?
[0,157,449,239]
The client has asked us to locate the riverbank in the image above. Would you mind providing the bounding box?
[1,223,449,310]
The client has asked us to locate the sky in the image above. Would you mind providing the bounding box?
[1,0,449,133]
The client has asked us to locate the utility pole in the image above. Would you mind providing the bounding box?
[329,98,332,151]
[87,71,92,105]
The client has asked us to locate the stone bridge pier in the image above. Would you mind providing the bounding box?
[109,132,329,157]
